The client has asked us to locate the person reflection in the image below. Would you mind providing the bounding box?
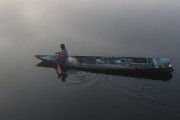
[36,60,69,82]
[55,65,68,82]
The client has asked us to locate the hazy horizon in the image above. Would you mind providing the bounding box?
[0,0,180,56]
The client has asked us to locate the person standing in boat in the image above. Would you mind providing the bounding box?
[55,44,69,74]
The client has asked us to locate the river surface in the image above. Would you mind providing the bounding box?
[0,0,180,120]
[0,43,179,120]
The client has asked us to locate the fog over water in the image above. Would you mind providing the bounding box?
[0,0,180,55]
[0,0,180,120]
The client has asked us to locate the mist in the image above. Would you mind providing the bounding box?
[0,0,180,56]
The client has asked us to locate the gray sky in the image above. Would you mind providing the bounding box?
[0,0,180,56]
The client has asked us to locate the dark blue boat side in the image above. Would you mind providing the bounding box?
[35,55,174,73]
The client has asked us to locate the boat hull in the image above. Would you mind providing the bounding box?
[35,55,174,74]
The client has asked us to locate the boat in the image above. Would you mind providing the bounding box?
[35,55,174,74]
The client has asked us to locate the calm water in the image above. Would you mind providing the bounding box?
[0,0,180,120]
[0,45,179,120]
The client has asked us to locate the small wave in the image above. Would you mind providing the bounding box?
[66,71,99,87]
[96,75,147,98]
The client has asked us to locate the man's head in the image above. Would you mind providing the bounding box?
[60,44,65,50]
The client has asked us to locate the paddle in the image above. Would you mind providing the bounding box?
[57,64,62,74]
[55,53,62,74]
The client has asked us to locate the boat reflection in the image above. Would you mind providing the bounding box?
[36,61,68,82]
[36,61,172,81]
